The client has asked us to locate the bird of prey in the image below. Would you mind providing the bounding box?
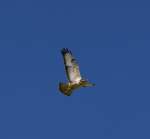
[59,48,95,96]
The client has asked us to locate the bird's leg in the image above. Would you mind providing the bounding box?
[68,82,71,88]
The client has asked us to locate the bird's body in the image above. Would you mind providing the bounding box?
[59,48,95,96]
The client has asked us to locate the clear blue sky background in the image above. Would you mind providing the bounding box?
[0,0,150,139]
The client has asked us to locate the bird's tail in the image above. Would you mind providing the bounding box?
[59,82,72,96]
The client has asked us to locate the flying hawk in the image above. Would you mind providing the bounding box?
[59,48,95,96]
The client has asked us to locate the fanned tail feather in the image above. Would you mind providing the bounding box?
[59,82,72,96]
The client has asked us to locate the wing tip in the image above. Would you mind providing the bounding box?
[61,48,72,55]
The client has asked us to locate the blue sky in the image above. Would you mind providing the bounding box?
[0,0,150,139]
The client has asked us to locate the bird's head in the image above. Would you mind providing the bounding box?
[79,79,95,87]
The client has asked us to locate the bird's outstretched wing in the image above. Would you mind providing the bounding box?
[61,48,81,83]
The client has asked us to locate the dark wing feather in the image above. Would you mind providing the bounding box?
[61,48,81,83]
